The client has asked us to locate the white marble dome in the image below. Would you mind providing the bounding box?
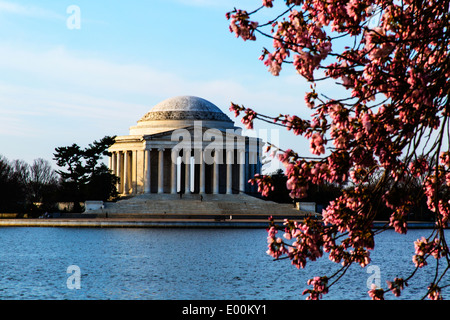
[129,95,235,135]
[140,96,233,122]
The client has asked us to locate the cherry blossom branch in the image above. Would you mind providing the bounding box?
[228,0,450,300]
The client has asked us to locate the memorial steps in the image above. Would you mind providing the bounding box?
[91,193,305,219]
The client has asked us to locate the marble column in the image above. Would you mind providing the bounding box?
[113,152,118,177]
[144,149,151,194]
[176,156,181,193]
[171,149,177,194]
[248,151,255,193]
[116,152,122,194]
[158,148,164,194]
[239,150,245,193]
[226,150,233,194]
[185,149,191,194]
[123,151,130,195]
[213,150,220,194]
[199,150,206,194]
[110,152,116,175]
[132,150,137,194]
[109,154,113,174]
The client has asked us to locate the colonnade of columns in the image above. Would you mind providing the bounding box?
[109,147,258,196]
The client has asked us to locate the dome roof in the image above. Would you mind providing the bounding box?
[139,96,233,122]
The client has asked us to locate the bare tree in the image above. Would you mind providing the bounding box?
[28,158,58,203]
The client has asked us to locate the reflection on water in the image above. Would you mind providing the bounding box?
[0,227,446,299]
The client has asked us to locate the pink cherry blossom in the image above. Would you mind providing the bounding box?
[303,276,329,300]
[387,278,407,297]
[368,284,385,300]
[227,0,450,300]
[427,284,442,300]
[310,133,325,155]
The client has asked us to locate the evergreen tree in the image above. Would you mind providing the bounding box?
[54,136,118,207]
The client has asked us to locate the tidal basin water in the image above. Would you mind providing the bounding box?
[0,227,447,300]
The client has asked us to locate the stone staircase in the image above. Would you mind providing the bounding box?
[88,193,305,217]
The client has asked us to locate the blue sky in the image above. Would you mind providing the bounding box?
[0,0,326,171]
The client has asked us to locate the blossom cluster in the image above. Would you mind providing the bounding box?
[386,278,408,297]
[229,103,257,130]
[423,155,450,228]
[303,276,329,300]
[413,236,446,268]
[368,284,385,300]
[226,9,258,41]
[228,0,450,300]
[427,283,443,300]
[249,174,274,197]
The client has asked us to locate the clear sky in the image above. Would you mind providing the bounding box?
[0,0,325,172]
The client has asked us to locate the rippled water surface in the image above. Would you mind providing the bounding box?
[0,227,447,300]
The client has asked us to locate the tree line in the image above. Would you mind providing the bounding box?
[0,156,58,215]
[0,136,118,216]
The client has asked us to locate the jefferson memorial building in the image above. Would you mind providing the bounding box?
[108,96,263,197]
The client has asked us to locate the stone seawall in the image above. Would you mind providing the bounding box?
[0,218,271,228]
[0,218,436,229]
